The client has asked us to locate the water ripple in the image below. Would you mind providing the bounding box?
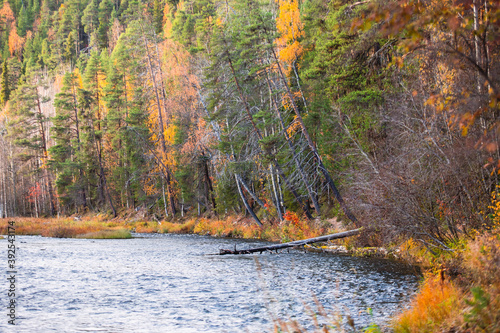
[1,234,419,332]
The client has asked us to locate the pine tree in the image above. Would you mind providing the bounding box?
[0,61,10,105]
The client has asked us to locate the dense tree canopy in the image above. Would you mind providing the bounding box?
[0,0,499,248]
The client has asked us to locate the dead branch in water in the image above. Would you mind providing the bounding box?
[218,228,362,255]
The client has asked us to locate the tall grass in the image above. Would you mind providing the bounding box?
[0,218,129,239]
[392,231,500,333]
[77,229,132,239]
[393,275,460,333]
[161,218,197,233]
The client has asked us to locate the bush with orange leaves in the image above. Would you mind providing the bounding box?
[393,227,500,332]
[279,211,318,243]
[393,274,461,333]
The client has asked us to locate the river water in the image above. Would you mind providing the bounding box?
[2,233,419,332]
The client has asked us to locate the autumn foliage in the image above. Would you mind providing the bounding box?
[275,0,304,71]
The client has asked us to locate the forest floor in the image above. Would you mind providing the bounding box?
[0,212,499,332]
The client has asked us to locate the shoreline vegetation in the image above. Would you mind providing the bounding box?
[2,210,499,332]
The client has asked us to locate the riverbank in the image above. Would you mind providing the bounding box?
[0,211,345,243]
[389,230,500,333]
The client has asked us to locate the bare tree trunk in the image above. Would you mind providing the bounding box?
[202,151,217,213]
[483,0,490,90]
[1,135,7,217]
[226,53,313,219]
[10,156,17,216]
[161,176,169,218]
[474,0,482,93]
[277,171,284,214]
[87,102,117,217]
[70,81,87,209]
[268,43,359,225]
[269,164,283,220]
[97,142,117,217]
[292,61,308,111]
[265,70,321,216]
[218,228,362,255]
[235,174,263,226]
[1,157,6,217]
[33,173,39,218]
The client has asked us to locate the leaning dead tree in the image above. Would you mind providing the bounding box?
[218,228,362,255]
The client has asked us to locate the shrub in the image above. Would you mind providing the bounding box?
[393,275,460,333]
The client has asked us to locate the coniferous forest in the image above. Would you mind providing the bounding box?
[0,0,499,250]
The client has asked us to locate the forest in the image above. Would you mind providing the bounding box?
[0,0,499,251]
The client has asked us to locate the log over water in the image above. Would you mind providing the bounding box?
[218,228,362,255]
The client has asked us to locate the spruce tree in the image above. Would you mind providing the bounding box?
[0,61,10,105]
[153,0,163,35]
[82,0,99,48]
[81,50,117,216]
[105,33,149,208]
[97,0,113,50]
[64,31,76,65]
[17,6,29,37]
[50,72,87,211]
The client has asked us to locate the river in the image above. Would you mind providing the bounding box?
[2,233,419,332]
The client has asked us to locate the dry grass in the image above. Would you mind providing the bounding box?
[0,218,106,237]
[459,233,500,332]
[0,217,131,239]
[77,229,132,239]
[392,230,500,333]
[393,274,461,333]
[0,213,336,242]
[134,221,160,233]
[0,211,354,252]
[161,218,197,233]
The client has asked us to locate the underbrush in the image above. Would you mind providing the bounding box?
[391,231,500,333]
[193,212,334,242]
[393,274,461,332]
[391,186,500,333]
[161,218,197,233]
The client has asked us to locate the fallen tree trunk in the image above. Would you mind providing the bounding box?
[218,228,362,255]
